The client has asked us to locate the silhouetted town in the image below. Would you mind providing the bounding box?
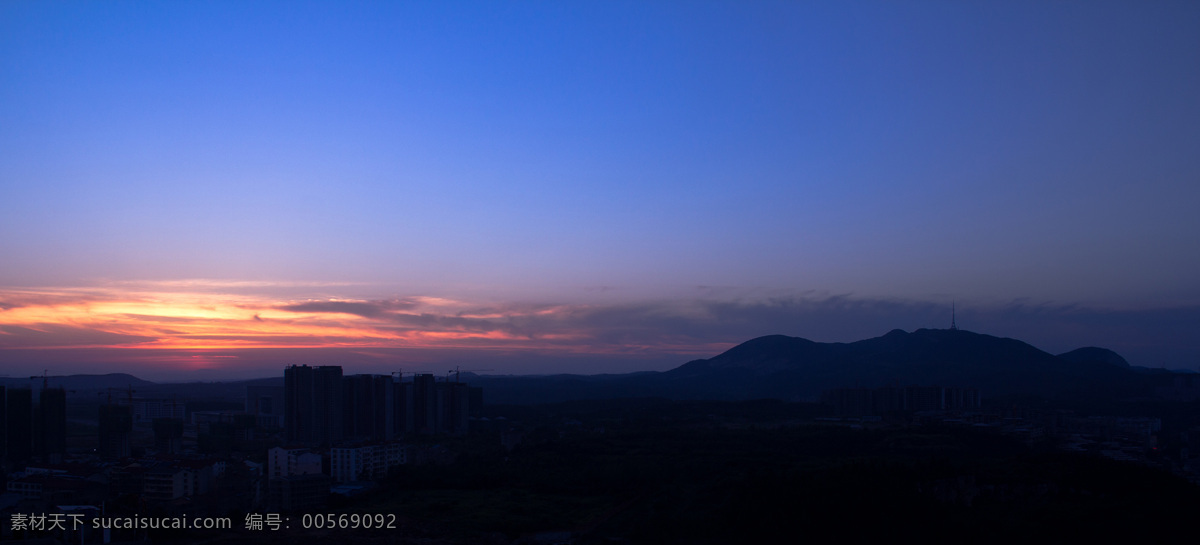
[3,332,1200,543]
[1,366,488,543]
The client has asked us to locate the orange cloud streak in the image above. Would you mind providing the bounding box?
[0,281,684,355]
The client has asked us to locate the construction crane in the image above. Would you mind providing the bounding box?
[29,371,73,392]
[448,366,493,384]
[99,386,136,404]
[30,370,50,389]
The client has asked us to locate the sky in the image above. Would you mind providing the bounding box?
[2,1,1199,381]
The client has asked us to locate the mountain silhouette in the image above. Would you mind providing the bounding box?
[19,331,1161,405]
[478,329,1158,403]
[0,372,155,391]
[654,328,1143,400]
[1058,346,1131,368]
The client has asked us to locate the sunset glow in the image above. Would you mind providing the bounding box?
[0,281,738,364]
[2,1,1199,380]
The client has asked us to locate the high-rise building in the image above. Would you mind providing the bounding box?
[285,365,313,442]
[819,387,875,417]
[438,382,470,436]
[411,374,437,435]
[246,385,285,429]
[392,380,412,438]
[904,386,946,412]
[153,417,184,454]
[0,386,7,464]
[822,385,981,415]
[468,386,483,417]
[6,388,33,468]
[384,374,480,437]
[98,404,133,460]
[130,398,185,424]
[36,387,67,462]
[314,366,344,444]
[284,365,344,445]
[343,375,393,441]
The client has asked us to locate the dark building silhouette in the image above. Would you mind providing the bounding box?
[6,388,33,468]
[822,385,981,416]
[343,374,393,441]
[285,365,313,442]
[905,386,980,412]
[246,384,285,429]
[438,382,470,436]
[285,365,344,445]
[942,385,981,410]
[36,387,67,463]
[468,386,483,416]
[906,386,947,412]
[197,414,257,455]
[98,404,133,460]
[153,417,184,454]
[392,379,412,438]
[820,387,875,417]
[280,368,479,442]
[314,366,344,444]
[383,375,479,437]
[873,386,907,414]
[0,386,6,465]
[411,373,437,435]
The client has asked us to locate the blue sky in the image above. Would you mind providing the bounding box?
[2,1,1199,379]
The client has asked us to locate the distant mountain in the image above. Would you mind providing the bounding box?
[136,376,283,400]
[476,329,1161,404]
[1,373,155,391]
[0,330,1164,406]
[1058,347,1130,368]
[655,329,1148,400]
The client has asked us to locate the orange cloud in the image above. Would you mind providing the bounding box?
[0,281,696,355]
[2,279,797,380]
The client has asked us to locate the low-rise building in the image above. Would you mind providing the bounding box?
[267,447,323,479]
[330,442,407,483]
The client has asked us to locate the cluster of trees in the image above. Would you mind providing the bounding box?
[373,399,1200,543]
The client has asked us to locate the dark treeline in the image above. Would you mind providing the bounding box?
[330,398,1200,544]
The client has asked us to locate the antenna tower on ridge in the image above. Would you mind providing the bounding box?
[951,302,958,331]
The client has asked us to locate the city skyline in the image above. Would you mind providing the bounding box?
[2,1,1199,380]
